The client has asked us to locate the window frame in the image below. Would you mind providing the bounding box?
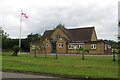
[68,44,74,49]
[58,43,64,48]
[77,44,83,48]
[91,44,96,49]
[108,44,111,49]
[56,35,61,39]
[45,43,49,48]
[32,45,36,50]
[105,44,107,50]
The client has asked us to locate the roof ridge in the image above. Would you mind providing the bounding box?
[45,29,54,31]
[67,27,94,30]
[42,26,96,42]
[44,26,94,31]
[59,26,73,40]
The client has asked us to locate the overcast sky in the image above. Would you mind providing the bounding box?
[0,0,119,41]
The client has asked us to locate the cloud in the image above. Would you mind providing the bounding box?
[0,0,118,41]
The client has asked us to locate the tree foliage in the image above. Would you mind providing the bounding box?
[1,29,19,51]
[118,21,120,27]
[1,28,41,52]
[77,48,85,60]
[12,46,20,56]
[27,33,41,44]
[77,48,90,60]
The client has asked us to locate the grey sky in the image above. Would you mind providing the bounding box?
[0,0,119,41]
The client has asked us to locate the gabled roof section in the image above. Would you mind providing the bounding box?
[42,30,54,40]
[57,25,73,40]
[61,37,70,43]
[42,25,97,42]
[67,27,95,42]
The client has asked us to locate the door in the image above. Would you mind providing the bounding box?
[52,43,56,53]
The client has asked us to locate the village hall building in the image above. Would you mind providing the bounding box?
[30,24,111,54]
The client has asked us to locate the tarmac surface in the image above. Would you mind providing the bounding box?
[2,72,77,80]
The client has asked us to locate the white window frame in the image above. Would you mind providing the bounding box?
[58,43,64,48]
[68,44,74,49]
[91,44,96,49]
[105,44,107,50]
[56,35,61,39]
[32,45,36,50]
[77,44,83,48]
[45,43,49,48]
[108,45,111,49]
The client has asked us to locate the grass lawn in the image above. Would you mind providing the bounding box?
[2,53,119,78]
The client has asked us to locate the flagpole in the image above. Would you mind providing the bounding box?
[19,10,22,53]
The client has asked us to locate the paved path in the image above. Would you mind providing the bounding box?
[19,53,113,56]
[2,72,76,80]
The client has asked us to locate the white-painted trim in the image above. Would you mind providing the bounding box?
[69,43,84,45]
[91,44,96,49]
[68,44,74,49]
[58,43,64,48]
[45,43,49,48]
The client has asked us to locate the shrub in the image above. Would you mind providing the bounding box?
[12,46,20,56]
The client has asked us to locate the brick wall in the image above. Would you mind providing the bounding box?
[56,38,67,53]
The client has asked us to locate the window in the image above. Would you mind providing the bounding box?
[91,44,96,49]
[58,43,64,48]
[77,44,83,48]
[105,44,107,50]
[108,45,111,49]
[32,46,36,50]
[56,35,61,39]
[68,44,74,49]
[45,43,49,48]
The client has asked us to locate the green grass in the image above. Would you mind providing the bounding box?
[2,53,119,78]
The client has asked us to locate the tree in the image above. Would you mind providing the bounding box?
[112,42,120,61]
[34,45,37,58]
[12,46,20,56]
[32,44,42,58]
[27,33,41,44]
[21,39,29,52]
[118,22,120,61]
[19,33,42,52]
[104,39,120,61]
[1,29,18,51]
[112,50,116,61]
[77,48,85,60]
[31,44,37,57]
[77,48,90,60]
[43,43,47,58]
[118,21,120,27]
[1,29,42,52]
[1,29,19,52]
[84,49,90,54]
[55,51,58,59]
[2,29,9,50]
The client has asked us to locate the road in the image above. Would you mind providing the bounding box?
[2,72,77,80]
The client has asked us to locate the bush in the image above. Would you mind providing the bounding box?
[12,46,20,56]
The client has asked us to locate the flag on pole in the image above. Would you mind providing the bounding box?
[19,10,28,53]
[21,12,28,18]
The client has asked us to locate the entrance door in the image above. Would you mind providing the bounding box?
[52,43,56,53]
